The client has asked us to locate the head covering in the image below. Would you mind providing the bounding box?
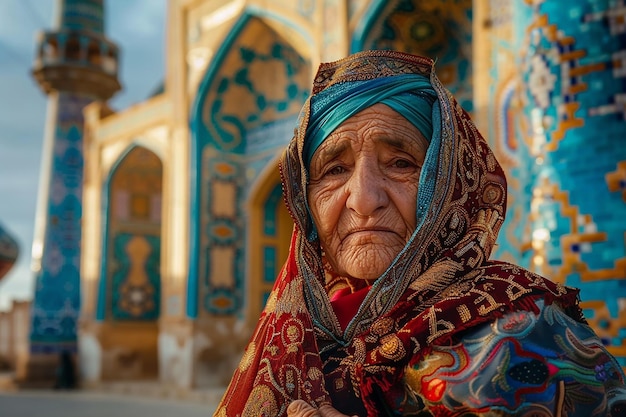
[301,74,437,242]
[214,50,580,417]
[303,74,437,168]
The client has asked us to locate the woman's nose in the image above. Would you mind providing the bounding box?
[345,161,388,217]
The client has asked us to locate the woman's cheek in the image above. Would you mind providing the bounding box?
[310,187,342,228]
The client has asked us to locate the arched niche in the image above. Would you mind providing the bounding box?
[188,11,310,318]
[96,145,163,380]
[352,0,474,112]
[246,157,292,325]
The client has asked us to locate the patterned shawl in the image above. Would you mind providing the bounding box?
[214,50,581,416]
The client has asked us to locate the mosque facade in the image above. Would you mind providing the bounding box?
[5,0,625,390]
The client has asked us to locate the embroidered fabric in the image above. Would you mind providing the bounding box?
[213,50,626,417]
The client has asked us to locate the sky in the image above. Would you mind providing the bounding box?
[0,0,167,311]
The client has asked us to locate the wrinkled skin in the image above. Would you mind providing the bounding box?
[296,104,429,415]
[307,103,429,281]
[287,400,352,417]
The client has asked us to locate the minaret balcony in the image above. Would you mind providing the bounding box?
[32,29,121,100]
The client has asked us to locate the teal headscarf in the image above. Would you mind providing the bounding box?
[303,73,437,168]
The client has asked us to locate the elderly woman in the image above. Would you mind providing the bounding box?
[214,51,626,416]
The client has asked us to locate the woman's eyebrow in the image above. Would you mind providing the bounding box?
[376,136,407,149]
[375,135,426,154]
[374,131,429,153]
[314,139,350,162]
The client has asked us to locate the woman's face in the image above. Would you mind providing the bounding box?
[307,103,429,280]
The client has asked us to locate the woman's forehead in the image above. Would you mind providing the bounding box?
[312,106,428,153]
[311,128,428,164]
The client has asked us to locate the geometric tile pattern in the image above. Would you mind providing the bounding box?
[357,0,474,111]
[29,93,91,354]
[607,161,626,202]
[262,184,285,307]
[61,0,104,33]
[29,0,118,355]
[103,146,162,321]
[111,233,161,320]
[190,15,310,316]
[515,0,626,365]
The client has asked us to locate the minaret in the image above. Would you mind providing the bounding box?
[24,0,119,375]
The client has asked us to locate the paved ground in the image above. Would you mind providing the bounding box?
[0,389,217,417]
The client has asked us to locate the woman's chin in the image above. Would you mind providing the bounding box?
[328,244,404,280]
[338,258,396,281]
[347,272,383,281]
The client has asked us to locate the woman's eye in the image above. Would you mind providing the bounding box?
[327,165,346,176]
[393,159,413,169]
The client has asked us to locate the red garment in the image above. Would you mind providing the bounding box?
[213,51,583,417]
[329,286,371,330]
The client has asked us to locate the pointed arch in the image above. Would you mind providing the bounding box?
[350,0,474,111]
[246,154,292,325]
[187,9,311,318]
[96,144,163,321]
[94,144,163,380]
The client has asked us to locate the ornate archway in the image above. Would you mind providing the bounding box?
[97,145,162,380]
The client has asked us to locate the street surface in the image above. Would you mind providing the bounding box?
[0,389,216,417]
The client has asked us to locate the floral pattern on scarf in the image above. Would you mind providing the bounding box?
[214,51,625,417]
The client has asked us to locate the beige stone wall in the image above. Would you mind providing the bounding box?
[79,0,482,390]
[11,301,32,380]
[101,322,159,380]
[153,0,418,389]
[82,96,174,319]
[0,311,10,368]
[0,301,31,370]
[80,95,177,385]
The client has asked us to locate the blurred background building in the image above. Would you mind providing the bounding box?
[0,223,21,374]
[0,0,624,394]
